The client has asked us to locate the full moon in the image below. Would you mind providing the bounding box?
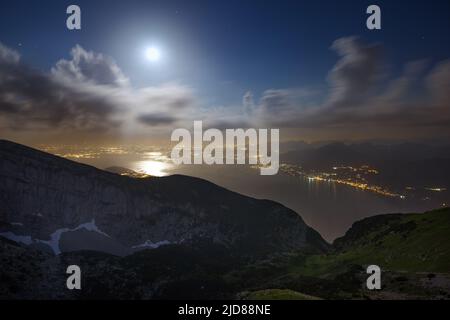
[145,47,160,61]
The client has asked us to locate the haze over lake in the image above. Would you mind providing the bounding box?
[58,148,442,242]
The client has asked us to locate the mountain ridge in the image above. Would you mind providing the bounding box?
[0,139,328,257]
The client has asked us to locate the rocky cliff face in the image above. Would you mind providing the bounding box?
[0,139,328,257]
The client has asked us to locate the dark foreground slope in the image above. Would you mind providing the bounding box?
[1,208,448,299]
[0,236,241,299]
[0,139,328,299]
[1,140,448,300]
[0,139,327,258]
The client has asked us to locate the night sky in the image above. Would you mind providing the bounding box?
[0,0,449,143]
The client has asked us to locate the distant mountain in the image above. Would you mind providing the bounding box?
[282,142,365,169]
[281,141,450,193]
[282,141,450,170]
[0,139,328,258]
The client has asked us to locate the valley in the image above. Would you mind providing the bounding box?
[0,140,449,299]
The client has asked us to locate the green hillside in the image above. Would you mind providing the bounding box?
[233,208,450,299]
[242,289,321,300]
[302,207,450,275]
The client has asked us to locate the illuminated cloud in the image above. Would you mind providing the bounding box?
[52,45,130,87]
[0,43,196,138]
[0,43,121,133]
[326,36,382,109]
[1,37,449,142]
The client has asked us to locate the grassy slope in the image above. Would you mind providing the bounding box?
[236,208,450,299]
[243,289,321,300]
[294,207,450,276]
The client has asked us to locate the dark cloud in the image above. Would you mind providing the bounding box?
[138,85,196,110]
[1,36,449,142]
[0,42,197,137]
[0,43,121,133]
[241,37,450,138]
[137,113,178,126]
[208,119,253,130]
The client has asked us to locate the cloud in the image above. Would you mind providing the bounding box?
[1,37,449,142]
[238,88,319,127]
[427,59,450,105]
[0,42,196,137]
[137,84,195,110]
[318,57,450,130]
[0,43,121,133]
[240,37,450,138]
[207,119,253,130]
[52,45,129,87]
[242,91,255,115]
[0,42,19,64]
[260,89,293,113]
[137,113,178,126]
[326,36,382,108]
[377,60,427,103]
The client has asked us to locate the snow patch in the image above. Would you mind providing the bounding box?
[73,219,110,238]
[1,219,110,255]
[37,219,110,254]
[132,240,171,249]
[0,232,33,245]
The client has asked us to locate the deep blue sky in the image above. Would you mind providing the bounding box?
[0,0,449,106]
